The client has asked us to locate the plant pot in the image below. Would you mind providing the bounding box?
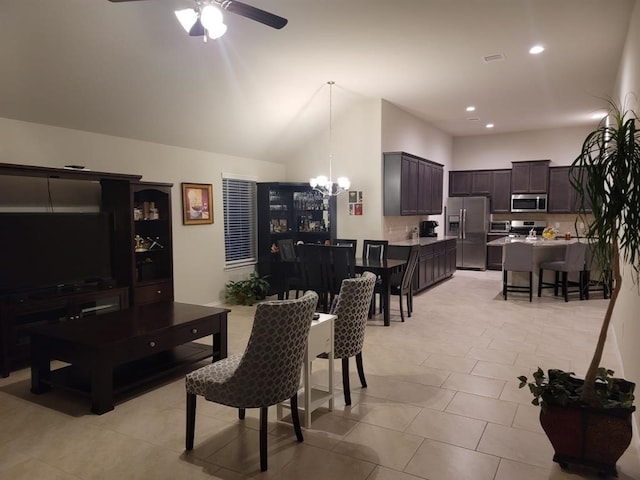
[539,402,635,477]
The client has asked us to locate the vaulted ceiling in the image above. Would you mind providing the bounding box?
[0,0,634,161]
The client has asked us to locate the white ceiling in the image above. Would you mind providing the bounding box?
[0,0,634,161]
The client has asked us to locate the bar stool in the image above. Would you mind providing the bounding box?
[538,242,588,302]
[503,241,535,302]
[581,244,612,299]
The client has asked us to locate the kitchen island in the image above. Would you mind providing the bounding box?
[391,236,458,292]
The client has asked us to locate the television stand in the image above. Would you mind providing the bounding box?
[27,301,228,414]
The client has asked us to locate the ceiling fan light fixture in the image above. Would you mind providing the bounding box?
[175,8,198,33]
[200,4,224,31]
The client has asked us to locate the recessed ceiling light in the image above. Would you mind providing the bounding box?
[466,106,476,112]
[485,123,494,129]
[529,45,545,55]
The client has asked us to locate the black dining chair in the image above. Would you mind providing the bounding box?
[388,245,419,322]
[327,245,356,305]
[581,243,612,300]
[362,240,389,315]
[298,243,331,311]
[362,239,388,262]
[276,238,302,299]
[334,239,358,260]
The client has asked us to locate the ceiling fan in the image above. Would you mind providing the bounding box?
[108,0,288,40]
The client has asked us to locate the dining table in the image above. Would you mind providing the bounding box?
[354,257,407,326]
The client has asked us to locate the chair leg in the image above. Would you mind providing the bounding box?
[342,357,352,406]
[259,406,268,471]
[399,293,405,322]
[290,394,304,442]
[407,292,413,316]
[355,352,367,388]
[562,272,568,302]
[554,271,559,296]
[503,270,508,300]
[537,269,543,297]
[186,393,196,450]
[528,271,532,302]
[239,408,246,420]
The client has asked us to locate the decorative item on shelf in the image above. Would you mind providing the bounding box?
[542,225,558,239]
[309,81,351,197]
[146,236,164,250]
[134,235,148,252]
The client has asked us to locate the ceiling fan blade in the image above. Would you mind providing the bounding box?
[221,1,288,29]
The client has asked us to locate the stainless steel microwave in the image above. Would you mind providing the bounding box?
[511,194,548,213]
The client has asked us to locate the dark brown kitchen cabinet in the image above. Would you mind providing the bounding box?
[490,169,511,213]
[448,170,491,197]
[414,239,456,291]
[511,160,550,193]
[547,167,573,213]
[384,152,443,216]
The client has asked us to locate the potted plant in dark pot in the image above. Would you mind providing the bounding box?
[225,272,270,306]
[518,102,639,477]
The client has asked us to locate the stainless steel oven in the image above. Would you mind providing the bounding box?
[511,194,548,213]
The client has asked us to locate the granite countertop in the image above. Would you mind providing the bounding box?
[391,236,458,247]
[486,237,582,247]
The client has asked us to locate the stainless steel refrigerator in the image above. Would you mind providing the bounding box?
[445,196,489,269]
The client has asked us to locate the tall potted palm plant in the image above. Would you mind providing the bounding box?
[519,102,639,476]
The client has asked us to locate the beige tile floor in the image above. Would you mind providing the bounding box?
[1,270,639,479]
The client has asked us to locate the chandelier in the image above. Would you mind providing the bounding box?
[175,1,228,41]
[309,81,351,196]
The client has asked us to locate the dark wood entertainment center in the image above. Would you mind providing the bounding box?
[0,163,227,413]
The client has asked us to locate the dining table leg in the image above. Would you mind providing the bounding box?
[381,272,391,327]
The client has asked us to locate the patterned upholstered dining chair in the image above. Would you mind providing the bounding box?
[321,271,377,405]
[185,291,318,472]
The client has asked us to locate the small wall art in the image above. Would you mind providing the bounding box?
[348,190,363,215]
[182,183,213,225]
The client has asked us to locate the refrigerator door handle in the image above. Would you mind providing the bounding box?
[459,209,463,239]
[462,208,466,239]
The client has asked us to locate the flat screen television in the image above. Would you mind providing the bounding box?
[0,212,113,295]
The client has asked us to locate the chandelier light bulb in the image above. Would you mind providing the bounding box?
[315,175,328,187]
[337,177,351,189]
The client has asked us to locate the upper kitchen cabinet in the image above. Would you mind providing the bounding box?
[384,152,443,216]
[547,166,573,213]
[448,170,491,197]
[511,160,550,193]
[548,166,592,213]
[490,169,512,213]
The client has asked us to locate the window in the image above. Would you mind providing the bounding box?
[222,176,257,267]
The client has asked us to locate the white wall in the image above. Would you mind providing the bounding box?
[0,117,285,305]
[381,101,453,239]
[452,125,595,170]
[612,0,640,434]
[282,96,384,247]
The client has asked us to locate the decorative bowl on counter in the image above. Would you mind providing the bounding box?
[542,226,558,239]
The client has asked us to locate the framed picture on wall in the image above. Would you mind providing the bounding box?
[182,183,213,225]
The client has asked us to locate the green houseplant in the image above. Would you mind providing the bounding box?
[225,272,270,306]
[519,102,639,476]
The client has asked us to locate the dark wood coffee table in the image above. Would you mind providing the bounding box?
[28,301,228,414]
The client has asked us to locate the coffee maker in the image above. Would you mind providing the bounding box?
[419,220,438,237]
